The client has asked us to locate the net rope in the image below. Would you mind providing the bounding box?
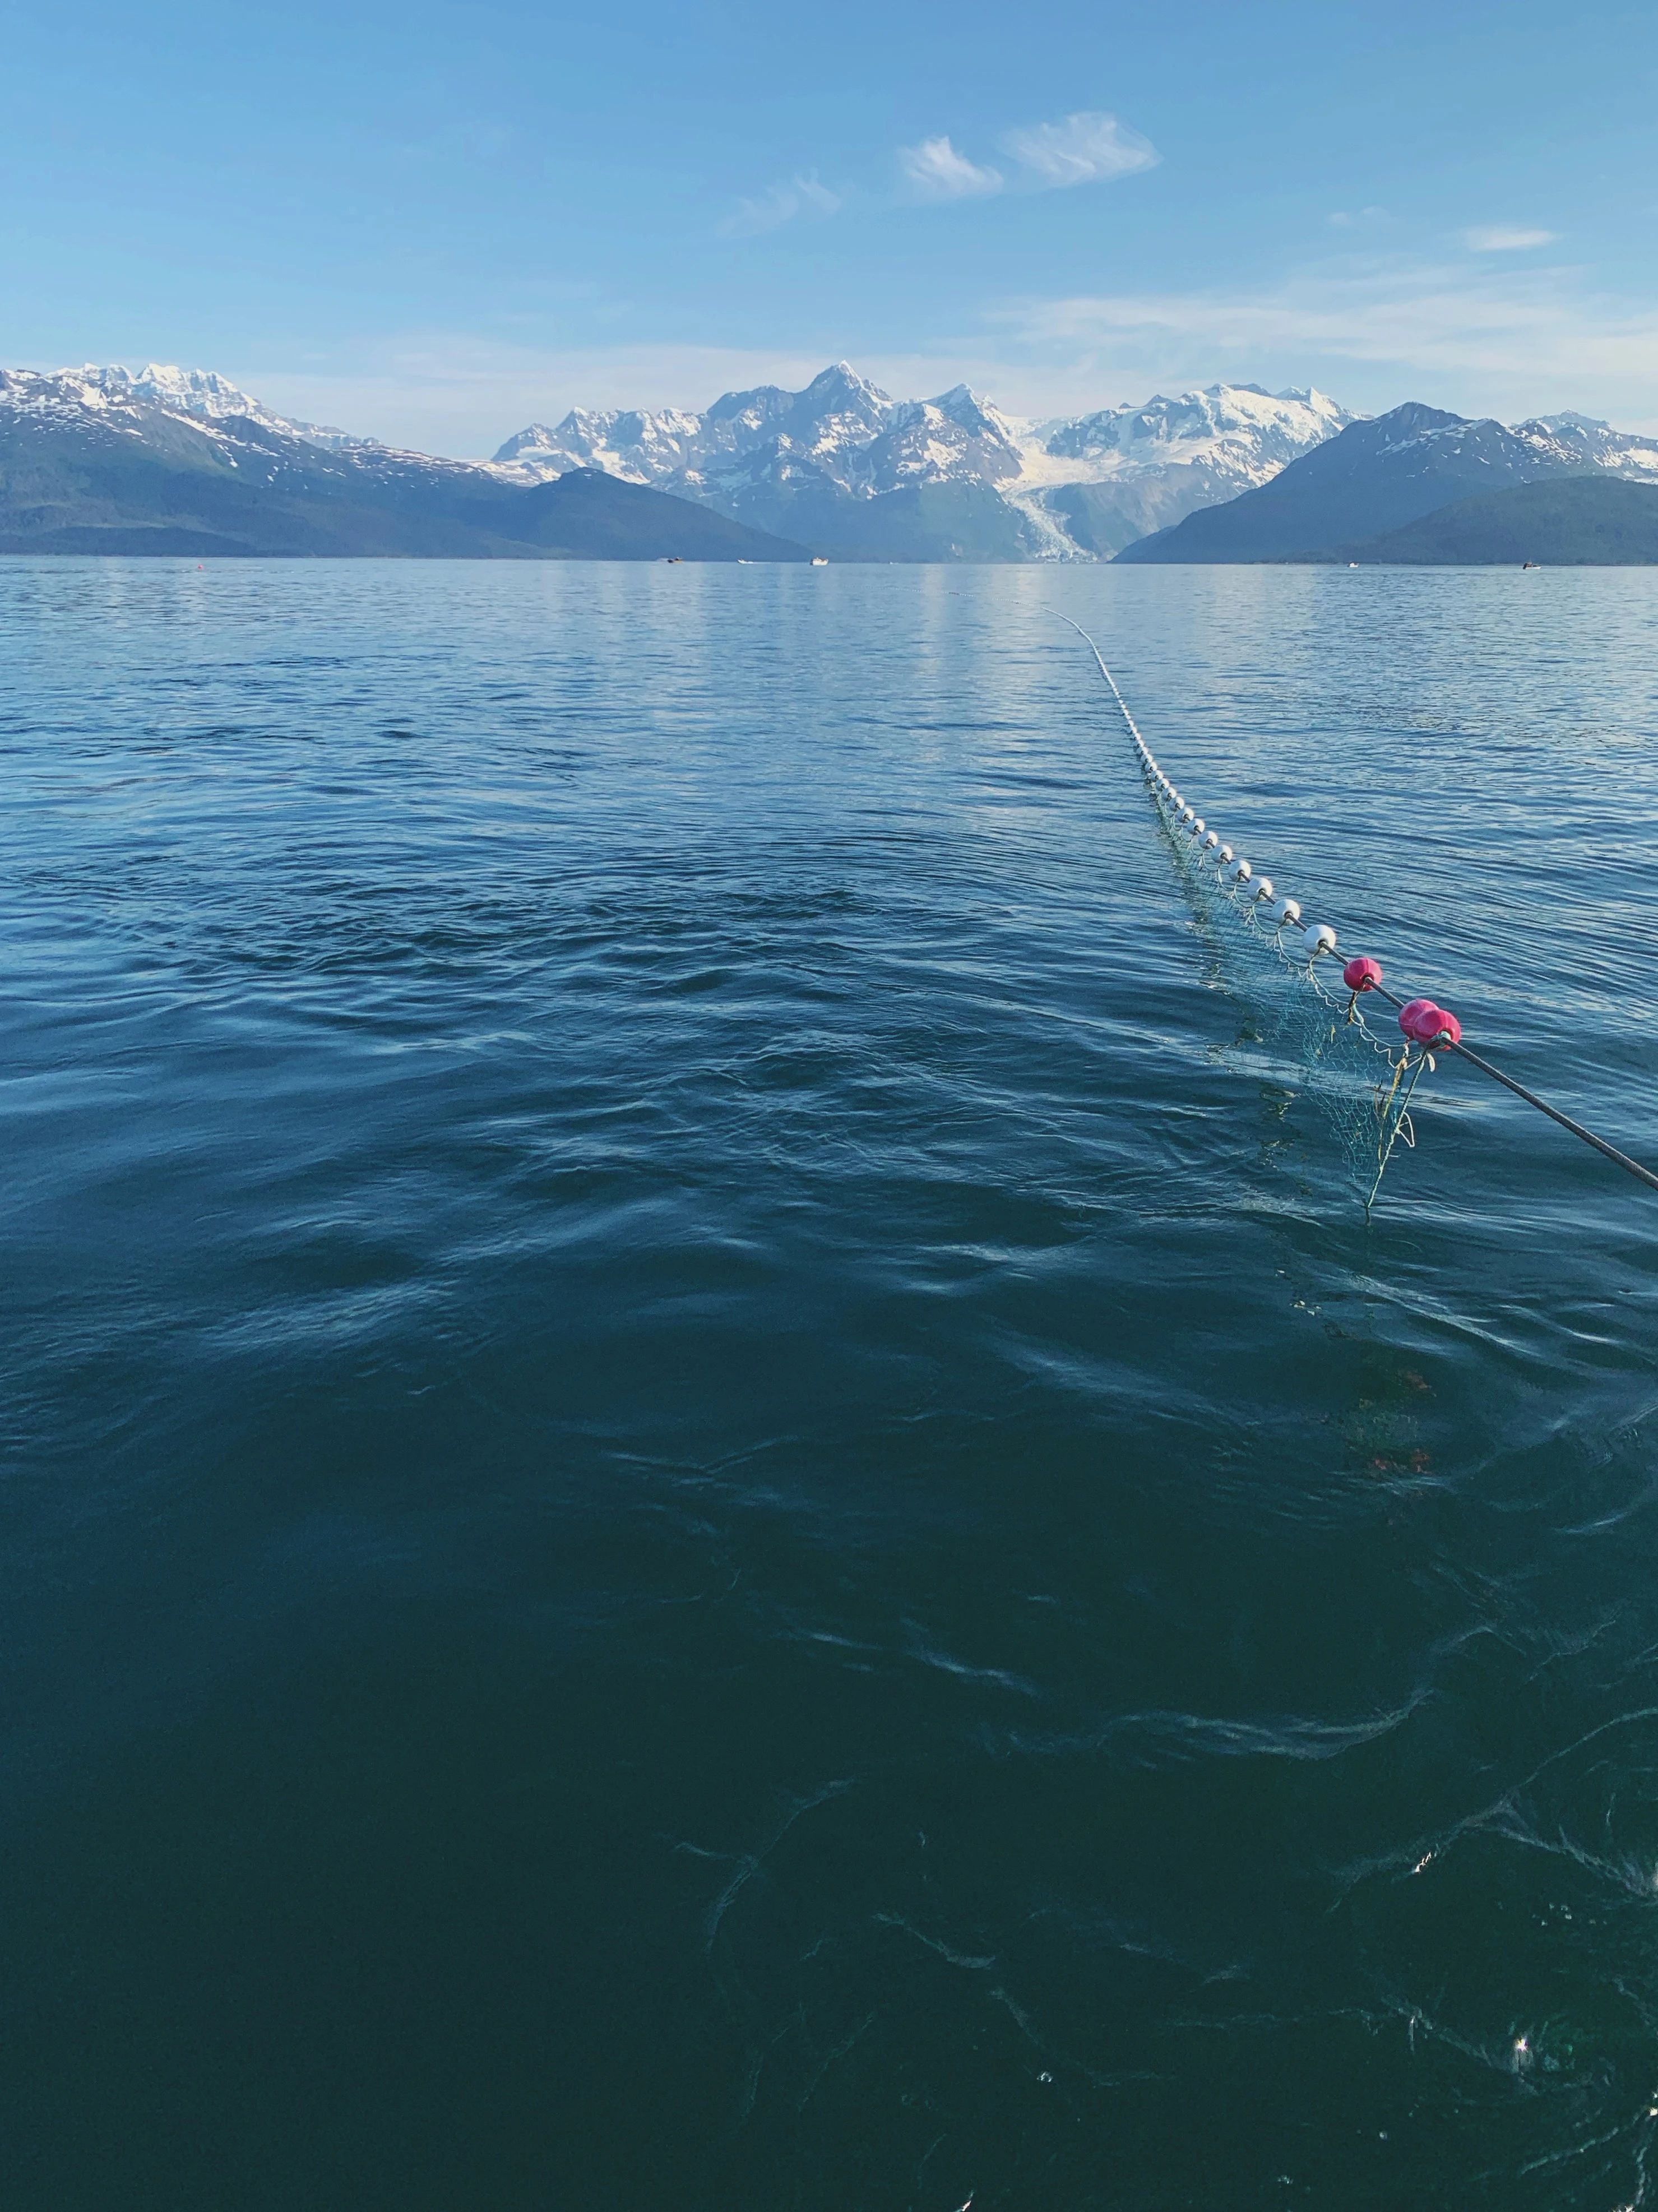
[1065,619,1658,1209]
[1063,619,1433,1206]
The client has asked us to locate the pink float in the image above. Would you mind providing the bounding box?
[1400,999,1461,1047]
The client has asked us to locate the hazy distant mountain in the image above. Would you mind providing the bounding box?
[1114,404,1658,564]
[1516,412,1658,478]
[0,368,812,560]
[1319,474,1658,565]
[494,366,1354,560]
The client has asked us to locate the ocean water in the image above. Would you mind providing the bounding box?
[3,556,1657,2210]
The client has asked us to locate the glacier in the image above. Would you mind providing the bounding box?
[489,364,1358,559]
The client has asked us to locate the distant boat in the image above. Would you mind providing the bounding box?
[811,557,829,567]
[1522,560,1540,570]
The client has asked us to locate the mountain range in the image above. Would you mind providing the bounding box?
[4,360,1658,564]
[494,367,1354,559]
[0,367,812,560]
[1115,403,1658,563]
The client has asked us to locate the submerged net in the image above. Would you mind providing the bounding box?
[1152,802,1427,1202]
[1066,621,1658,1212]
[1067,622,1432,1207]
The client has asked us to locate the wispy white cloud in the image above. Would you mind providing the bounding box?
[234,339,845,457]
[988,254,1658,423]
[720,172,842,238]
[220,250,1658,462]
[1000,110,1159,190]
[1327,206,1388,229]
[997,263,1570,370]
[1461,223,1557,252]
[898,135,1003,202]
[897,111,1156,207]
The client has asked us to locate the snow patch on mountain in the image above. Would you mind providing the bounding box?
[1516,412,1658,481]
[0,366,504,500]
[1,362,374,455]
[1018,383,1349,487]
[1007,383,1353,554]
[1366,410,1658,490]
[494,364,1026,508]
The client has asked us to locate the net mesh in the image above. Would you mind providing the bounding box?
[1065,621,1429,1207]
[1147,789,1425,1204]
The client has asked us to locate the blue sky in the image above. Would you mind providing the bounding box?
[4,0,1655,452]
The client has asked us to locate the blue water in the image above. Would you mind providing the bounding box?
[3,557,1657,2209]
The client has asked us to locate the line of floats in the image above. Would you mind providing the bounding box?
[1062,618,1658,1201]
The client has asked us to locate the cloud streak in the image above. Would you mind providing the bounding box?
[1000,110,1159,189]
[898,136,1003,202]
[226,252,1658,459]
[1462,223,1557,252]
[898,110,1159,205]
[721,172,842,237]
[988,254,1658,423]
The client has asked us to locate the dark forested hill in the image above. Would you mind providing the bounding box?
[1316,475,1658,565]
[1113,404,1608,564]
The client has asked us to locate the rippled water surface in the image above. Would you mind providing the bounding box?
[4,558,1658,2210]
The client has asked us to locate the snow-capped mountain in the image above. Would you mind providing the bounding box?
[1115,400,1658,564]
[2,362,376,454]
[494,364,1036,559]
[0,364,811,559]
[1032,383,1348,477]
[1515,411,1658,480]
[492,367,1353,558]
[497,364,1026,497]
[1011,383,1353,554]
[11,358,1658,563]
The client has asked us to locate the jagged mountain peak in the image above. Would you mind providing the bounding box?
[1117,392,1658,564]
[484,366,1361,556]
[1513,411,1658,479]
[1372,401,1466,437]
[1031,382,1351,479]
[25,360,370,454]
[804,360,889,402]
[493,420,563,460]
[924,383,1018,437]
[85,363,262,416]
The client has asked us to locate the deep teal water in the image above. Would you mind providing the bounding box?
[3,557,1657,2210]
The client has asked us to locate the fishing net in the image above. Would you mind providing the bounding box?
[1064,621,1430,1207]
[1148,789,1428,1205]
[1066,621,1657,1213]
